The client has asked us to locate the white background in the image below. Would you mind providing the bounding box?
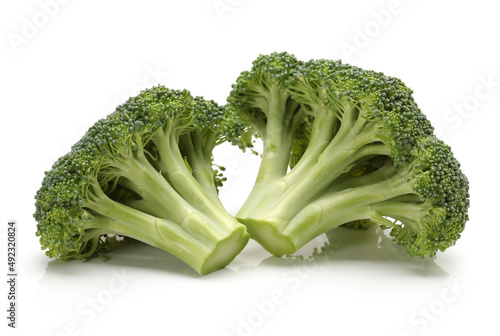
[1,1,499,335]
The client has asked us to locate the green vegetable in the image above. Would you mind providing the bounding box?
[34,53,470,276]
[230,52,470,258]
[34,86,249,275]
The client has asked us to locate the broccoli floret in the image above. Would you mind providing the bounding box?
[229,52,469,257]
[34,86,249,275]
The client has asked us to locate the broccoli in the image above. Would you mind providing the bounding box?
[229,52,470,258]
[34,86,249,275]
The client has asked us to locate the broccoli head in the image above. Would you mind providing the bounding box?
[34,86,249,275]
[230,52,469,257]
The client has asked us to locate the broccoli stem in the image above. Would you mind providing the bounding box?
[178,132,222,206]
[371,201,437,231]
[109,152,195,224]
[282,103,373,187]
[152,127,238,229]
[83,186,210,271]
[89,129,248,274]
[238,116,388,228]
[83,176,247,275]
[239,102,349,219]
[281,105,341,181]
[326,156,397,193]
[285,180,411,248]
[237,84,295,216]
[244,166,415,255]
[257,84,295,183]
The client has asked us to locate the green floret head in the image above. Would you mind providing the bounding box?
[229,51,300,105]
[228,52,302,136]
[214,103,247,146]
[34,150,98,260]
[112,86,196,137]
[191,95,228,137]
[289,58,435,166]
[70,87,196,163]
[389,137,470,257]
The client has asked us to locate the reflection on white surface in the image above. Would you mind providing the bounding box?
[35,225,446,283]
[228,225,447,281]
[27,225,451,336]
[289,226,447,277]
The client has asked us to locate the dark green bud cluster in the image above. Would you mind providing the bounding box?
[34,151,93,258]
[250,51,300,83]
[73,117,133,160]
[192,96,224,131]
[114,87,196,137]
[287,58,349,102]
[221,104,246,146]
[212,165,227,193]
[228,52,301,111]
[390,137,470,256]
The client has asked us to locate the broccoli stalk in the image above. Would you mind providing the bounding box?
[34,87,249,275]
[230,52,469,257]
[229,53,306,218]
